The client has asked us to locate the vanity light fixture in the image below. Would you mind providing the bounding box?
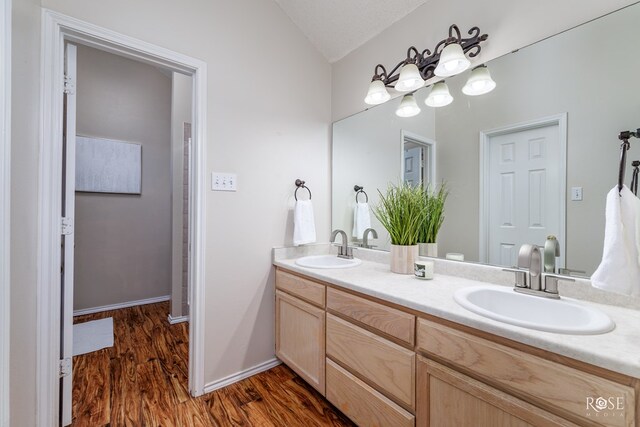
[364,24,488,104]
[425,82,453,107]
[395,94,421,117]
[462,65,496,96]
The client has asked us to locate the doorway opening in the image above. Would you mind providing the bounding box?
[38,10,207,426]
[401,130,436,188]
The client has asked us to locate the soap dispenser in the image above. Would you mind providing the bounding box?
[543,235,560,273]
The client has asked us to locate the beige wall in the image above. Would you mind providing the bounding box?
[11,0,331,423]
[73,45,173,310]
[10,0,40,424]
[331,0,638,121]
[171,72,192,319]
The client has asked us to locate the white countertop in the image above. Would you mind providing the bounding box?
[273,251,640,379]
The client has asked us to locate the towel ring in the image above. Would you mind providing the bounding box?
[295,179,312,201]
[354,185,369,203]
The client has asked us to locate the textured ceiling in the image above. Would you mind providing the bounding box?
[274,0,429,63]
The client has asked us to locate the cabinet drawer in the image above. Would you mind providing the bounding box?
[327,358,415,427]
[327,287,415,346]
[276,269,325,308]
[327,313,415,409]
[416,318,635,426]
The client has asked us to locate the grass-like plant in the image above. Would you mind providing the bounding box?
[418,183,449,244]
[373,183,427,246]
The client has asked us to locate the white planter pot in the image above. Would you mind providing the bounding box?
[419,242,438,258]
[390,244,419,275]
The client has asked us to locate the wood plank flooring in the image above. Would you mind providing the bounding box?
[72,302,355,426]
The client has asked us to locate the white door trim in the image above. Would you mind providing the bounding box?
[479,113,567,265]
[0,0,11,425]
[38,10,208,425]
[400,130,437,185]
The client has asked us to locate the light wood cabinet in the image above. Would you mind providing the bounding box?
[275,290,325,395]
[326,313,415,410]
[275,267,639,427]
[327,358,415,427]
[416,357,578,427]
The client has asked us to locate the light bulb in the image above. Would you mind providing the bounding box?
[462,65,496,96]
[434,43,470,77]
[394,63,425,92]
[425,82,453,107]
[364,79,391,105]
[396,94,421,117]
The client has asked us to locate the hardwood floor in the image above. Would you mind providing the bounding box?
[72,302,355,426]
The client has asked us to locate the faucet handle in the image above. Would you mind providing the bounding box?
[502,267,528,288]
[543,273,575,297]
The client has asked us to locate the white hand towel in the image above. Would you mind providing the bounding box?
[352,202,372,239]
[591,185,640,297]
[293,200,316,246]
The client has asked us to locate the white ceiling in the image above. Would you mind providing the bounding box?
[274,0,429,63]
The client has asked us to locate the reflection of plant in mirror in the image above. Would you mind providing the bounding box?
[419,183,449,244]
[373,183,427,246]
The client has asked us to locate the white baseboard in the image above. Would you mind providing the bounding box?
[167,314,189,324]
[73,295,171,316]
[203,358,282,394]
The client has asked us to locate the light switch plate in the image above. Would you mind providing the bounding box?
[211,172,237,192]
[571,186,583,201]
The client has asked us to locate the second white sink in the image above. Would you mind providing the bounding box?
[454,285,615,335]
[295,255,362,269]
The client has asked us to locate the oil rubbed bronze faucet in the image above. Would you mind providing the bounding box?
[503,244,573,299]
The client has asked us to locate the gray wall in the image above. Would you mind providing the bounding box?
[73,44,172,310]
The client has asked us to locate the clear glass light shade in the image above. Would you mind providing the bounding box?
[364,79,391,105]
[425,82,453,107]
[462,66,496,96]
[394,63,425,92]
[434,43,471,77]
[396,94,421,117]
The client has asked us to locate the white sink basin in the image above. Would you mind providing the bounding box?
[454,286,615,335]
[295,255,362,269]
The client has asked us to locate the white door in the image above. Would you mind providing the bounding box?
[60,43,77,426]
[404,146,422,186]
[487,124,562,267]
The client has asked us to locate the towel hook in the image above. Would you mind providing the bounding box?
[354,185,369,203]
[617,129,640,194]
[631,160,640,195]
[295,179,312,201]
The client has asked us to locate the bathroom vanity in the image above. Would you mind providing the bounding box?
[273,250,640,427]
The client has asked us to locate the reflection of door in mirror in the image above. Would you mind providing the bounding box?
[482,119,566,268]
[402,131,435,188]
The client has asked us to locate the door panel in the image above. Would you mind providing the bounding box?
[488,124,561,267]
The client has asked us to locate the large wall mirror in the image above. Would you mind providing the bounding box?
[332,3,640,276]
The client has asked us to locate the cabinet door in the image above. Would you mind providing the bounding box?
[276,290,325,395]
[416,357,578,427]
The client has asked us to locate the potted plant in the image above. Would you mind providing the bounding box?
[418,183,449,257]
[373,183,427,274]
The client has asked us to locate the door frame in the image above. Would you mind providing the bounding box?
[478,113,567,265]
[400,130,437,186]
[37,10,208,425]
[0,0,11,425]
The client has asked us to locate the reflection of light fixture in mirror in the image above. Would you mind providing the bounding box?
[396,94,421,117]
[364,24,488,105]
[364,79,391,105]
[425,82,453,107]
[395,63,425,92]
[462,65,496,96]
